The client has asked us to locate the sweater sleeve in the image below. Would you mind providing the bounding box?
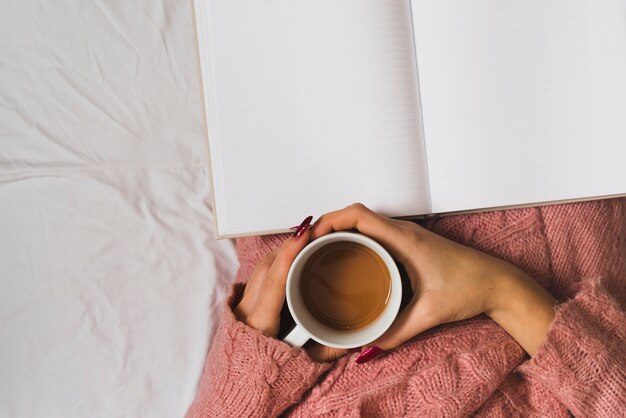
[518,278,626,417]
[185,284,331,418]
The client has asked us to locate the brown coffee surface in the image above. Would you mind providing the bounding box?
[300,241,391,331]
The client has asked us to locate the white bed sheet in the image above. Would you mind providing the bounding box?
[0,1,239,417]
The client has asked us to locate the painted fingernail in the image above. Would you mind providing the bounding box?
[355,346,383,364]
[289,224,313,231]
[292,215,313,239]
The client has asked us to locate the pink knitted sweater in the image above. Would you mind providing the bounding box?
[187,199,626,417]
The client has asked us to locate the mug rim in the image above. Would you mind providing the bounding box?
[285,231,402,349]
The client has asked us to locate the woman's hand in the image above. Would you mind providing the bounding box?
[310,203,556,363]
[233,216,313,337]
[233,216,347,362]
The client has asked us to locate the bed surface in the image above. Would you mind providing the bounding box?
[0,1,239,416]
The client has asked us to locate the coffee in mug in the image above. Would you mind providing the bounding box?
[300,242,391,331]
[283,231,402,349]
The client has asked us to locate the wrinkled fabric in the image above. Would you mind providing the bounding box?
[0,1,239,417]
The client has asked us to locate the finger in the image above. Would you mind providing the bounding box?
[305,343,349,363]
[310,203,412,262]
[240,249,278,308]
[255,216,313,318]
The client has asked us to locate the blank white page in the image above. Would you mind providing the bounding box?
[411,0,626,213]
[196,0,429,237]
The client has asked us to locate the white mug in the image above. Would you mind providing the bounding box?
[283,231,402,349]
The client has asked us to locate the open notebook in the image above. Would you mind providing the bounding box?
[194,0,626,238]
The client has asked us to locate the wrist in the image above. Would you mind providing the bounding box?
[486,269,556,356]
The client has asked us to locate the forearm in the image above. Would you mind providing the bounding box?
[517,277,626,417]
[186,285,330,418]
[487,269,556,356]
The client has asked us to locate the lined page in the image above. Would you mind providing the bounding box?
[411,0,626,213]
[196,0,429,237]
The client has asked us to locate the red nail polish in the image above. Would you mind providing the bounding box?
[292,216,312,239]
[355,346,383,364]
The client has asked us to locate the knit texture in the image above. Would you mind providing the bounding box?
[186,198,626,417]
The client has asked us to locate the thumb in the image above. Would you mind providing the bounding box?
[355,298,437,364]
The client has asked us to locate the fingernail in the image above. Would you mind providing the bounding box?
[289,224,313,231]
[292,215,313,239]
[355,346,383,364]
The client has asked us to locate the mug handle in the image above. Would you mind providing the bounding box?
[282,324,310,347]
